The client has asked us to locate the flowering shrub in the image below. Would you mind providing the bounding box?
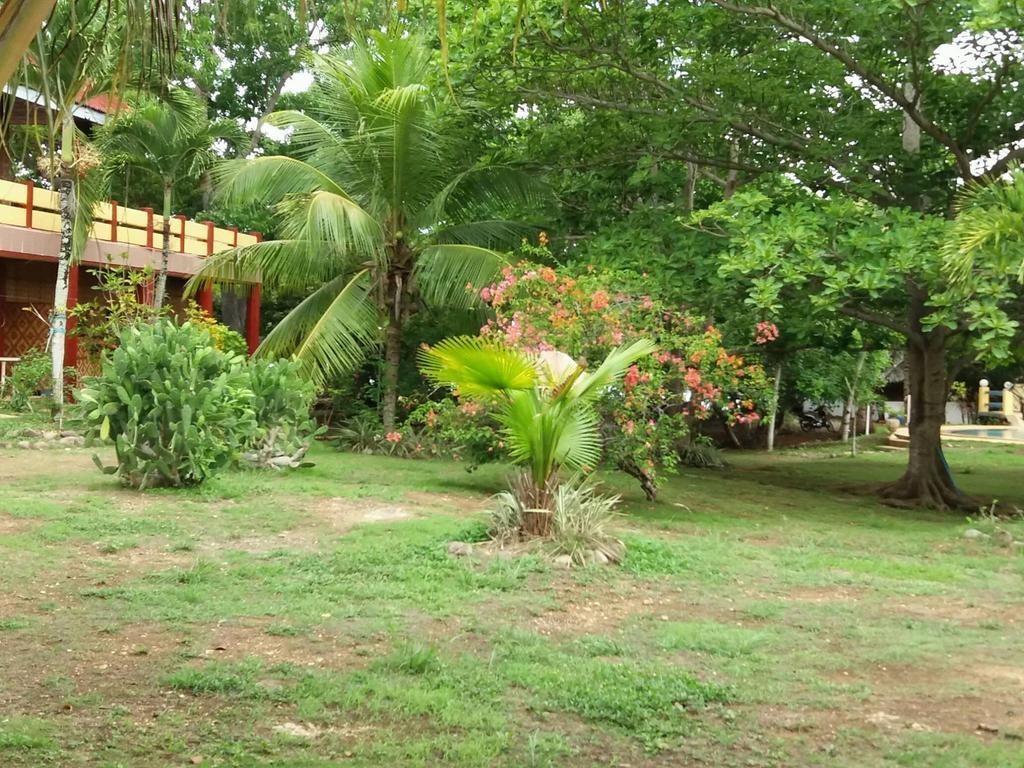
[405,398,504,467]
[469,259,769,498]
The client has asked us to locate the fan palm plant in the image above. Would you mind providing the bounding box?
[419,337,655,534]
[190,32,540,429]
[100,88,242,308]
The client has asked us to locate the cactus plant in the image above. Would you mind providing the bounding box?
[76,320,258,488]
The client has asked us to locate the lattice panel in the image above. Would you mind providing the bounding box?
[4,267,55,303]
[1,302,50,356]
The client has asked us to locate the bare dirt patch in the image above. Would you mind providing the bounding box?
[194,617,378,671]
[783,585,868,604]
[530,582,671,636]
[882,594,1017,626]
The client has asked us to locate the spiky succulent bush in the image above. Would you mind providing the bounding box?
[77,319,257,488]
[243,358,320,466]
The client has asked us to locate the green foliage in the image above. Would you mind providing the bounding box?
[406,397,504,467]
[1,348,52,412]
[791,349,890,408]
[245,358,319,457]
[76,320,257,488]
[69,266,170,358]
[193,31,541,415]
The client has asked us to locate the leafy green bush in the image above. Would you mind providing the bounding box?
[244,358,319,461]
[77,320,257,488]
[1,348,51,412]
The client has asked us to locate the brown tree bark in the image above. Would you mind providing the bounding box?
[880,330,967,510]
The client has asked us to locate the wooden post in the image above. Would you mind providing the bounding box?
[65,264,79,370]
[24,179,33,228]
[246,284,261,356]
[1003,383,1015,419]
[110,200,118,242]
[177,214,187,253]
[246,230,262,356]
[144,207,154,248]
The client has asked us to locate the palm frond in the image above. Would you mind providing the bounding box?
[418,336,536,398]
[568,340,658,404]
[415,244,506,309]
[213,155,348,205]
[552,405,604,473]
[276,191,385,265]
[414,165,547,234]
[259,270,381,389]
[187,239,350,296]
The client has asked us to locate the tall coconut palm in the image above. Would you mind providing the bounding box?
[100,89,242,308]
[419,337,656,531]
[191,32,540,429]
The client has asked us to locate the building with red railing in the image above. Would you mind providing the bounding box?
[0,178,262,371]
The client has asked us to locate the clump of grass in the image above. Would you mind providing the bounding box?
[549,479,622,565]
[377,642,441,675]
[0,617,31,632]
[162,657,266,696]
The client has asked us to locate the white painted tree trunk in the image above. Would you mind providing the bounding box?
[766,362,782,451]
[49,114,76,424]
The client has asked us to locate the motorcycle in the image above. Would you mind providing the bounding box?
[797,407,834,433]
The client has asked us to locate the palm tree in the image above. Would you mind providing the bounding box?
[419,337,655,533]
[26,0,116,421]
[100,88,242,308]
[192,32,540,429]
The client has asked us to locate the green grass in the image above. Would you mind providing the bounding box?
[1,437,1023,766]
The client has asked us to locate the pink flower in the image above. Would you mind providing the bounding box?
[480,286,493,302]
[590,291,609,311]
[385,431,402,443]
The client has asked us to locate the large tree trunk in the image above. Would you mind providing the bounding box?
[380,258,409,431]
[880,332,965,509]
[153,184,172,310]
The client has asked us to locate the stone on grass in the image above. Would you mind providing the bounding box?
[42,431,59,441]
[59,435,85,447]
[273,722,320,739]
[16,440,31,450]
[447,541,474,557]
[962,528,990,540]
[586,549,610,566]
[553,554,573,569]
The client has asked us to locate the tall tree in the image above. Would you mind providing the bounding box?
[698,186,1022,508]
[193,32,540,429]
[100,89,241,308]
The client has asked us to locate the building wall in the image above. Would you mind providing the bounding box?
[0,257,187,366]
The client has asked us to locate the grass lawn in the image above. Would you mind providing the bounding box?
[1,426,1023,767]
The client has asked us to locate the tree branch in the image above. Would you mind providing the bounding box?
[707,0,974,178]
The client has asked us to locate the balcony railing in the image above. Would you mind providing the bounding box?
[0,178,259,256]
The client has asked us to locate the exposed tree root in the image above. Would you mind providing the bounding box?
[879,473,976,512]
